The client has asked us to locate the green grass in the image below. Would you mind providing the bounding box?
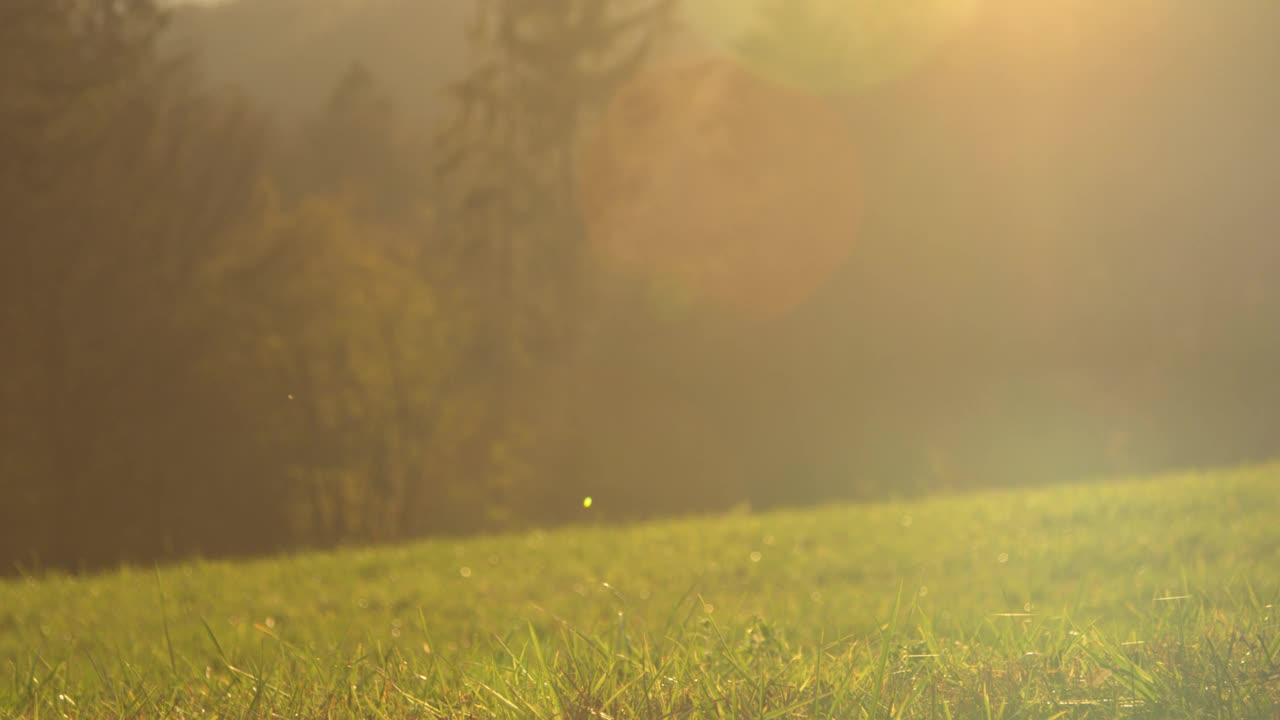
[3,464,1279,718]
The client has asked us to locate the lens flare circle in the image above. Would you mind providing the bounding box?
[683,0,980,94]
[578,58,862,323]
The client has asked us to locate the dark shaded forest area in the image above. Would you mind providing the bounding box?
[4,0,1279,574]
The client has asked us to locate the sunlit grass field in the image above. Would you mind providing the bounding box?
[3,465,1279,718]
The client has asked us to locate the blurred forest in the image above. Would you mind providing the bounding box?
[3,0,1280,574]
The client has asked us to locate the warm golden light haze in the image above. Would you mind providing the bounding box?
[5,2,1280,715]
[4,0,1280,575]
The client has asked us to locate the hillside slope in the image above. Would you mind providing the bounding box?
[3,464,1278,716]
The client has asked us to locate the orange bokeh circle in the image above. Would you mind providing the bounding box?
[577,58,863,323]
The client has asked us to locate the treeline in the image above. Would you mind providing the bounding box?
[162,0,473,126]
[5,0,1280,574]
[0,0,679,572]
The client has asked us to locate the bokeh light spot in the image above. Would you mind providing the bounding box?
[683,0,981,95]
[578,58,863,324]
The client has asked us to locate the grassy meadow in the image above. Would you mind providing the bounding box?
[2,464,1279,718]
